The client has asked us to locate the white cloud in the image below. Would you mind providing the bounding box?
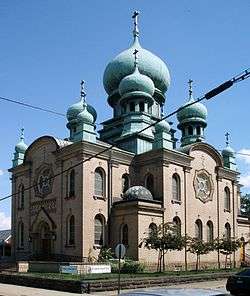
[240,175,250,188]
[237,149,250,165]
[0,212,11,230]
[0,169,4,176]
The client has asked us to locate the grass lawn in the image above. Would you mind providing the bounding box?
[20,267,242,282]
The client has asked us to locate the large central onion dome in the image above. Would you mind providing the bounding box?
[103,12,170,106]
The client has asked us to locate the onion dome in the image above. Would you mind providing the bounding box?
[77,102,94,124]
[155,119,171,133]
[15,128,28,153]
[118,49,155,99]
[103,11,170,105]
[67,80,97,123]
[123,186,153,201]
[177,80,207,125]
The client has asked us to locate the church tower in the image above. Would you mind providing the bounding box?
[99,11,171,154]
[177,80,208,147]
[222,132,237,171]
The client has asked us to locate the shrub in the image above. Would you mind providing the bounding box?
[121,261,145,274]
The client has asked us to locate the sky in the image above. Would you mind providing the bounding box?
[0,0,250,230]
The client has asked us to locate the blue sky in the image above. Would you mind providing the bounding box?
[0,0,250,229]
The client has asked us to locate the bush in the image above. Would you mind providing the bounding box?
[121,261,145,274]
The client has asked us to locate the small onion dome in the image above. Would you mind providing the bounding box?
[77,103,94,124]
[15,139,28,153]
[155,119,170,133]
[222,145,235,157]
[177,99,207,124]
[103,38,170,97]
[119,67,155,99]
[67,100,97,122]
[123,186,153,201]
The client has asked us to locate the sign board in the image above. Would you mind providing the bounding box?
[60,265,78,274]
[115,243,126,259]
[87,264,111,274]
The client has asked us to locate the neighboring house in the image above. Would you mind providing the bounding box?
[0,229,11,259]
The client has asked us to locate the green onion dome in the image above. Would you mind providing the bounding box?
[155,119,171,133]
[15,138,28,153]
[119,66,155,99]
[77,102,95,124]
[67,99,97,122]
[123,186,153,201]
[222,145,235,157]
[177,99,208,125]
[103,38,170,101]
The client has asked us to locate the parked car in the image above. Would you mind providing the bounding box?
[121,288,227,295]
[226,268,250,295]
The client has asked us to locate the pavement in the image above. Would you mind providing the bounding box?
[0,280,230,296]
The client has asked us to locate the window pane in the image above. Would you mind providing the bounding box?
[95,170,104,196]
[94,217,103,245]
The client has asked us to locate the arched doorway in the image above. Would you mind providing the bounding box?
[39,222,51,256]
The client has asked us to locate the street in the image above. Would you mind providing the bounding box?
[0,280,230,295]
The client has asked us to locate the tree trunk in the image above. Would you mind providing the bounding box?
[196,254,199,271]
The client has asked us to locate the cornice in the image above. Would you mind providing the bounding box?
[216,166,239,182]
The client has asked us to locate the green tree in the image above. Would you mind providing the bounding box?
[139,222,186,272]
[215,237,241,269]
[98,247,114,262]
[240,194,250,216]
[186,238,214,271]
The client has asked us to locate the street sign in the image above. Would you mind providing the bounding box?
[115,243,126,259]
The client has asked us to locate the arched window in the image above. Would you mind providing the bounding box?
[172,174,181,201]
[67,215,75,245]
[145,174,154,195]
[122,174,130,194]
[94,215,104,246]
[95,168,105,197]
[121,224,128,245]
[188,126,193,136]
[224,187,230,211]
[130,102,135,112]
[18,184,25,210]
[173,216,181,235]
[69,170,75,197]
[197,126,201,135]
[225,223,231,240]
[206,221,214,242]
[18,221,24,248]
[148,223,157,237]
[195,219,203,240]
[139,102,145,112]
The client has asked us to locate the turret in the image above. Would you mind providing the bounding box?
[177,80,207,147]
[12,128,28,168]
[222,132,237,171]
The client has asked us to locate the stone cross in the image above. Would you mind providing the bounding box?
[132,11,139,38]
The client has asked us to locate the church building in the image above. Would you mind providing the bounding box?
[9,12,250,269]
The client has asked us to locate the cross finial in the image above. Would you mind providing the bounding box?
[225,132,230,146]
[80,80,86,102]
[20,128,24,141]
[132,10,140,40]
[188,79,193,100]
[133,49,139,68]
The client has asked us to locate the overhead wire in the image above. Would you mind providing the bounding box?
[0,67,249,203]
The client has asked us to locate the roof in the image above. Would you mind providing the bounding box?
[0,229,11,242]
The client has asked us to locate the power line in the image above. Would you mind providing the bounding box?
[0,96,65,117]
[0,67,249,203]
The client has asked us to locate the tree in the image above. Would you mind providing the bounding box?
[186,238,214,271]
[240,194,250,216]
[139,222,186,272]
[215,237,241,269]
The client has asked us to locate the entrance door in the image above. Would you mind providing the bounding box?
[39,222,52,259]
